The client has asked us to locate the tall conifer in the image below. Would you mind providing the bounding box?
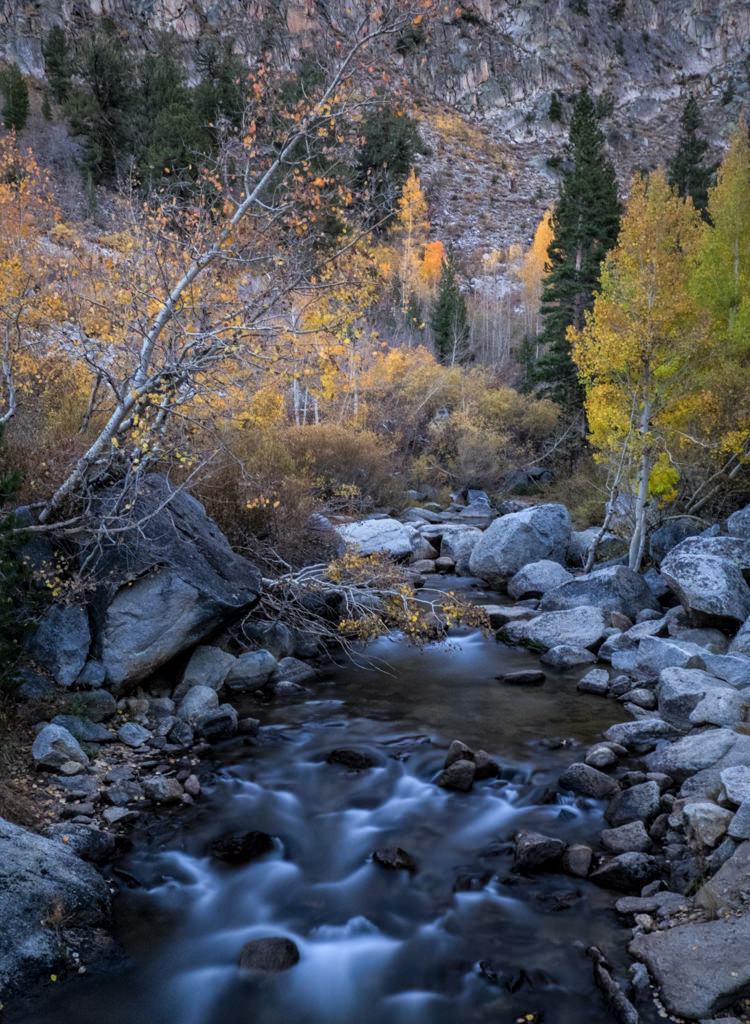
[431,247,469,365]
[535,88,620,412]
[668,95,714,218]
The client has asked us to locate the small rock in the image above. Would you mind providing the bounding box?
[605,781,661,826]
[117,722,152,748]
[577,669,610,695]
[496,670,546,686]
[326,749,375,770]
[437,758,475,791]
[540,645,596,669]
[444,739,475,767]
[473,749,500,779]
[585,745,618,770]
[177,685,219,723]
[143,775,184,804]
[102,806,138,826]
[559,762,619,799]
[183,774,201,797]
[58,760,85,776]
[728,800,750,839]
[211,831,274,864]
[513,829,566,871]
[32,724,89,770]
[224,649,278,693]
[563,844,592,877]
[167,719,194,747]
[196,704,238,742]
[238,937,299,972]
[271,657,317,685]
[683,801,734,847]
[373,846,416,871]
[590,852,660,893]
[720,766,750,806]
[601,821,651,854]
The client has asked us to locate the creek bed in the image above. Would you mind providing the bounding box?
[14,591,633,1024]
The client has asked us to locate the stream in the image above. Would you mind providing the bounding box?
[17,584,633,1024]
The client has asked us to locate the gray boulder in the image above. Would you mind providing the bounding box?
[336,518,414,559]
[271,657,318,685]
[513,829,566,871]
[649,517,706,566]
[604,718,679,750]
[439,526,482,574]
[689,688,749,728]
[720,767,750,806]
[117,721,151,748]
[143,775,184,804]
[682,801,733,847]
[590,852,660,892]
[645,729,739,782]
[28,604,90,687]
[577,668,610,695]
[174,645,237,700]
[605,781,661,826]
[93,475,261,691]
[601,821,651,853]
[539,565,659,620]
[50,715,114,744]
[468,503,571,586]
[502,606,607,651]
[727,504,750,538]
[224,649,277,693]
[507,560,572,600]
[32,724,89,769]
[630,914,750,1019]
[661,535,750,628]
[177,685,219,724]
[657,666,733,727]
[559,762,618,799]
[196,703,239,742]
[540,645,596,668]
[0,815,110,997]
[637,636,707,674]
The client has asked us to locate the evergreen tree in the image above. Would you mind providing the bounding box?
[431,247,470,365]
[1,64,29,131]
[355,100,426,227]
[42,25,71,104]
[535,88,620,411]
[667,95,714,218]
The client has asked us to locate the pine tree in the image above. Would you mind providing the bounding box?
[431,247,469,365]
[667,95,714,218]
[42,25,71,104]
[535,88,620,412]
[1,64,29,131]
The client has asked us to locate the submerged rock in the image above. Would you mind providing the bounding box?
[238,936,300,972]
[373,846,417,871]
[211,831,275,865]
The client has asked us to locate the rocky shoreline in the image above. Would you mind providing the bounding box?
[4,484,750,1022]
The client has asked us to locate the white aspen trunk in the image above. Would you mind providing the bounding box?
[628,387,652,572]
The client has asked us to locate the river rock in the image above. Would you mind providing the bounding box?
[496,669,546,686]
[32,724,89,769]
[437,758,476,791]
[689,687,749,727]
[601,821,651,853]
[224,649,277,693]
[661,535,750,628]
[577,669,610,695]
[658,666,733,727]
[727,504,750,537]
[507,560,572,600]
[682,801,733,847]
[28,603,91,688]
[326,748,376,770]
[645,729,739,782]
[605,781,661,826]
[649,517,706,566]
[196,703,238,741]
[468,503,571,586]
[720,766,750,806]
[143,775,184,804]
[174,645,237,700]
[238,936,300,972]
[473,749,500,779]
[373,846,417,871]
[618,687,656,710]
[336,518,414,559]
[540,645,596,668]
[603,718,680,751]
[630,914,750,1019]
[559,762,619,799]
[211,830,274,864]
[0,816,111,996]
[444,739,474,766]
[513,829,566,871]
[637,636,708,674]
[44,823,116,864]
[540,565,659,620]
[177,685,219,724]
[117,721,151,747]
[586,745,618,769]
[271,657,318,685]
[502,606,607,651]
[563,844,593,877]
[94,475,261,691]
[590,852,660,893]
[439,526,482,573]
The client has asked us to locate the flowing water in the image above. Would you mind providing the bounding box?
[17,588,632,1024]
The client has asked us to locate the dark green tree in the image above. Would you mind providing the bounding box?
[1,64,29,131]
[64,21,138,183]
[431,247,470,365]
[535,87,620,411]
[667,95,714,218]
[355,100,426,227]
[42,25,71,104]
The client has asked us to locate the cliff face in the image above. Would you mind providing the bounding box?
[2,0,748,253]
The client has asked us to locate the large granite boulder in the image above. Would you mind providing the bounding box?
[661,535,750,628]
[726,504,750,538]
[439,526,483,574]
[630,914,750,1019]
[468,503,571,586]
[28,604,90,687]
[335,518,414,560]
[0,816,110,997]
[507,560,572,600]
[502,606,607,651]
[539,565,659,620]
[657,666,734,728]
[89,475,261,691]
